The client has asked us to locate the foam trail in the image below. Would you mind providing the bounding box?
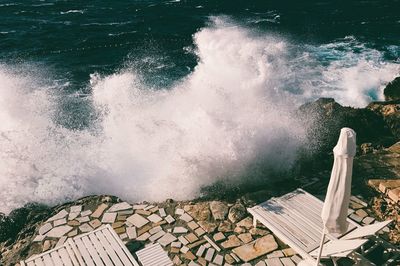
[0,18,399,214]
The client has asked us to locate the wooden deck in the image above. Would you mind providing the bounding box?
[21,225,139,266]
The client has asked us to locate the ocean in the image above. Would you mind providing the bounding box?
[0,0,399,213]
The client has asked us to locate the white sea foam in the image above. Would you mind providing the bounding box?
[0,18,398,214]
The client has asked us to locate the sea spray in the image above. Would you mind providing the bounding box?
[0,18,398,214]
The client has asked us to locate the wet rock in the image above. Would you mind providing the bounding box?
[228,203,246,223]
[184,203,211,221]
[210,201,229,221]
[384,76,400,101]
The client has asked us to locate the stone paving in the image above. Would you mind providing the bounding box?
[25,193,383,265]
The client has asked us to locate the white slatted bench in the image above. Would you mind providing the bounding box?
[136,243,173,266]
[20,225,139,266]
[248,188,397,265]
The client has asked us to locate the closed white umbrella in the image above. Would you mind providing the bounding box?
[315,127,357,265]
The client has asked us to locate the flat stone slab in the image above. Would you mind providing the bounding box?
[48,209,69,222]
[159,208,166,217]
[149,226,162,235]
[108,202,132,212]
[79,223,93,233]
[68,212,80,221]
[165,215,175,224]
[33,235,46,242]
[136,232,150,241]
[91,203,109,218]
[46,225,73,238]
[175,208,184,215]
[157,233,177,247]
[53,218,67,227]
[173,227,188,234]
[80,210,92,217]
[101,212,117,223]
[205,248,216,261]
[149,230,166,242]
[76,216,90,223]
[233,234,278,262]
[133,204,147,210]
[147,214,162,223]
[126,227,137,239]
[221,235,242,249]
[180,213,193,222]
[39,223,53,235]
[127,214,149,228]
[70,205,82,213]
[210,201,229,220]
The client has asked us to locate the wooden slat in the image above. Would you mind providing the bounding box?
[95,231,124,266]
[49,251,64,266]
[104,225,139,266]
[74,237,95,266]
[34,257,45,266]
[274,198,323,237]
[267,199,321,242]
[102,228,134,266]
[81,235,105,266]
[42,254,54,266]
[252,207,309,251]
[57,249,73,266]
[88,233,114,266]
[66,239,85,266]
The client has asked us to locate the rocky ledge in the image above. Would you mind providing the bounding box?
[0,190,384,266]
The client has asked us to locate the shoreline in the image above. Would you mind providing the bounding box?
[1,92,399,265]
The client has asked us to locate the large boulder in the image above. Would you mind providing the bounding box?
[367,100,400,140]
[297,98,396,153]
[209,201,229,221]
[384,76,400,101]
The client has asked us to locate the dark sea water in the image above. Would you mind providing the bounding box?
[0,0,399,213]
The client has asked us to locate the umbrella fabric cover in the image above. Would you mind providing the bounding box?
[321,127,356,234]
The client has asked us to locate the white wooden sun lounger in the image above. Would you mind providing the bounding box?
[20,225,140,266]
[247,188,398,265]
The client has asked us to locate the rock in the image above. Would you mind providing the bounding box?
[126,214,149,228]
[79,223,93,233]
[198,220,218,233]
[218,221,233,233]
[237,217,253,229]
[89,219,102,229]
[213,232,226,242]
[42,240,52,252]
[157,233,177,247]
[238,233,253,244]
[101,212,117,224]
[379,180,400,193]
[234,226,246,234]
[147,214,162,223]
[388,188,400,202]
[179,213,193,222]
[367,101,400,140]
[210,201,229,220]
[107,202,132,212]
[91,203,108,218]
[47,210,68,222]
[185,203,211,221]
[221,235,242,249]
[228,203,246,223]
[38,223,53,235]
[224,254,235,264]
[383,76,400,101]
[46,225,73,238]
[249,228,269,236]
[298,98,396,155]
[360,143,374,154]
[232,234,278,262]
[282,248,296,257]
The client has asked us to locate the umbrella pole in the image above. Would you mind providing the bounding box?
[315,228,326,266]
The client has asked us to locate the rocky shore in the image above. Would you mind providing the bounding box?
[1,78,399,265]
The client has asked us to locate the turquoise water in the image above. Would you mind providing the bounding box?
[0,0,399,213]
